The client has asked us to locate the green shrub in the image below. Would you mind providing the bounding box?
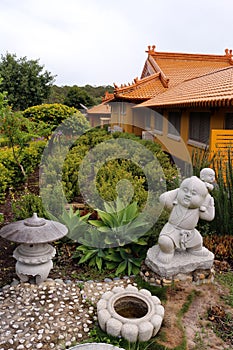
[0,141,46,188]
[62,130,178,205]
[0,163,11,202]
[12,193,49,220]
[95,159,148,208]
[0,147,21,186]
[21,140,46,175]
[23,103,81,129]
[74,242,147,277]
[192,147,233,235]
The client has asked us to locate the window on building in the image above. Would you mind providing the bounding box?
[142,108,151,129]
[189,112,210,144]
[225,113,233,129]
[154,111,163,132]
[121,102,126,115]
[168,111,181,136]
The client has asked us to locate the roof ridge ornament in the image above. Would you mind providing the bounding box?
[147,45,156,54]
[225,48,233,65]
[225,48,232,57]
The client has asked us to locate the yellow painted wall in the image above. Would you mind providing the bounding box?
[110,103,233,163]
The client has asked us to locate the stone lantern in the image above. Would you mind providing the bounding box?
[0,213,68,284]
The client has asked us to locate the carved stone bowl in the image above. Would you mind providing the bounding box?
[97,285,164,342]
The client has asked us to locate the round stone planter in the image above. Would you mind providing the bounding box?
[68,343,124,350]
[97,285,164,342]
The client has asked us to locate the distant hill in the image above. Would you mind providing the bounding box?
[46,84,114,106]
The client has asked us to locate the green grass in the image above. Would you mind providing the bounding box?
[216,272,233,307]
[134,275,167,302]
[85,284,201,350]
[207,271,233,347]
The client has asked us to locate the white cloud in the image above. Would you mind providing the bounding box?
[0,0,232,85]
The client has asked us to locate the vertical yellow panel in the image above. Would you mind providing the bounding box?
[211,129,233,179]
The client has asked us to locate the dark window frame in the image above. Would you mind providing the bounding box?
[168,111,181,137]
[154,111,163,132]
[225,113,233,129]
[189,112,210,145]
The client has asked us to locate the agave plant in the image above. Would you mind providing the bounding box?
[55,206,90,242]
[89,199,150,247]
[74,200,149,275]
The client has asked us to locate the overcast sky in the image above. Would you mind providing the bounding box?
[0,0,232,87]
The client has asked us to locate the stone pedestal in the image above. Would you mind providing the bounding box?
[144,245,215,285]
[13,243,56,284]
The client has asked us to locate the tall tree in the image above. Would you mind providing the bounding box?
[0,53,55,110]
[64,85,94,109]
[0,78,7,113]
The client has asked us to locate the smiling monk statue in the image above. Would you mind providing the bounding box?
[157,176,215,264]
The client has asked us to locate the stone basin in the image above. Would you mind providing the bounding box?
[97,284,164,342]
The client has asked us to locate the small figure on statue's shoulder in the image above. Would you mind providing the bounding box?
[200,167,216,192]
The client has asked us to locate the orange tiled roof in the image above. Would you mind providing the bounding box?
[114,45,233,102]
[114,73,167,100]
[142,46,233,87]
[102,91,114,102]
[87,102,111,115]
[138,66,233,108]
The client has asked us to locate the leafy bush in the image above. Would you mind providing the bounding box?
[95,160,148,208]
[0,140,46,204]
[12,193,49,220]
[23,103,82,129]
[192,147,233,235]
[62,129,178,206]
[0,141,46,188]
[38,114,90,216]
[74,241,147,277]
[20,140,46,175]
[204,235,233,260]
[0,163,11,202]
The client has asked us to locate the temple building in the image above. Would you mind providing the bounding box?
[110,45,233,167]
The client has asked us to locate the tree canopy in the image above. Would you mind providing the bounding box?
[0,78,7,113]
[0,53,55,111]
[64,85,95,109]
[46,84,114,106]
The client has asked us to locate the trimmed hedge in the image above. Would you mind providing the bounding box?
[23,103,81,128]
[61,129,179,206]
[0,140,46,200]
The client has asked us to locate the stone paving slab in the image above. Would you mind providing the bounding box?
[0,278,134,350]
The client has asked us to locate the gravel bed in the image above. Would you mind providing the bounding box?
[0,277,135,350]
